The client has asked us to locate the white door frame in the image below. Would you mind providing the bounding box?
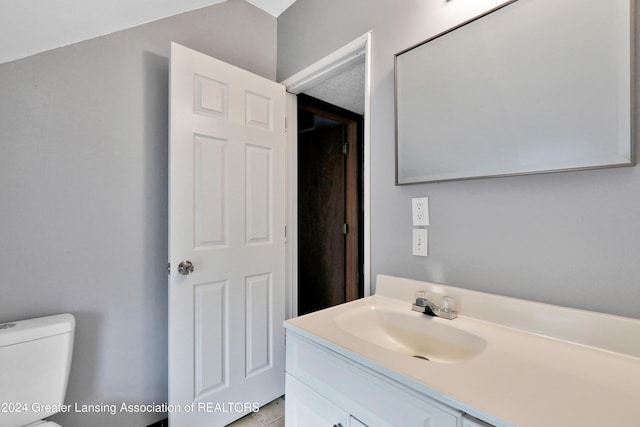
[281,32,372,318]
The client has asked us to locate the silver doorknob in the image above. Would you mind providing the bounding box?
[177,260,194,275]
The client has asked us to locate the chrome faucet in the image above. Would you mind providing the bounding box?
[412,292,457,320]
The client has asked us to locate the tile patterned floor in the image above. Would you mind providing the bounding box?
[227,396,285,427]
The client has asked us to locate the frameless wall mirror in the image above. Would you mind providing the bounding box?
[395,0,634,185]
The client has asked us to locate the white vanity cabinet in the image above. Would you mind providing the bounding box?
[285,373,370,427]
[285,331,464,427]
[285,373,349,427]
[284,275,640,427]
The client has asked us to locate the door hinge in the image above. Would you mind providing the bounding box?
[343,142,349,155]
[285,117,288,133]
[343,223,349,235]
[167,262,171,275]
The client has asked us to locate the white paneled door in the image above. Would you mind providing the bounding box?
[168,43,286,427]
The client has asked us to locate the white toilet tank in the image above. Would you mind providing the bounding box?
[0,314,75,427]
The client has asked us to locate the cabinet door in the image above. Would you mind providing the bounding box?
[285,374,349,427]
[287,333,460,427]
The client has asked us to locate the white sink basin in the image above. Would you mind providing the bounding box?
[334,305,486,363]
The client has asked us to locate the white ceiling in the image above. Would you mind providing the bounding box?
[246,0,296,17]
[0,0,297,65]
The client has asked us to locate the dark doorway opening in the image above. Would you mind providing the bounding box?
[297,94,364,315]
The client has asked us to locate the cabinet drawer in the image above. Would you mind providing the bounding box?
[286,332,461,427]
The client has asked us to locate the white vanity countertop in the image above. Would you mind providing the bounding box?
[284,275,640,427]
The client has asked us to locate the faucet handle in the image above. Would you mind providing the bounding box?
[414,290,429,307]
[441,295,455,313]
[415,297,429,307]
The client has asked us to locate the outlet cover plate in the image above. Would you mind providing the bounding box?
[412,228,428,256]
[412,197,429,226]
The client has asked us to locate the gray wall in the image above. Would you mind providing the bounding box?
[0,2,276,426]
[278,0,640,319]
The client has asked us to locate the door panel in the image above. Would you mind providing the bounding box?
[194,280,227,397]
[245,273,272,377]
[194,135,227,247]
[246,144,272,243]
[169,42,286,427]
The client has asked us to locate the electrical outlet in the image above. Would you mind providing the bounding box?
[412,197,429,226]
[412,229,428,256]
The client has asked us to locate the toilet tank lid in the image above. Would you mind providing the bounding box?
[0,313,75,348]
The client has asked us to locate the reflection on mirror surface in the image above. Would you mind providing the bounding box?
[395,0,634,184]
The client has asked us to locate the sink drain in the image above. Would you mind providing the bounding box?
[412,355,430,361]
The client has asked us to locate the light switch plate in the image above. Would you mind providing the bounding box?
[412,197,429,226]
[412,229,428,256]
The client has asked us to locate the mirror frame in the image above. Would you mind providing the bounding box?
[394,0,635,185]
